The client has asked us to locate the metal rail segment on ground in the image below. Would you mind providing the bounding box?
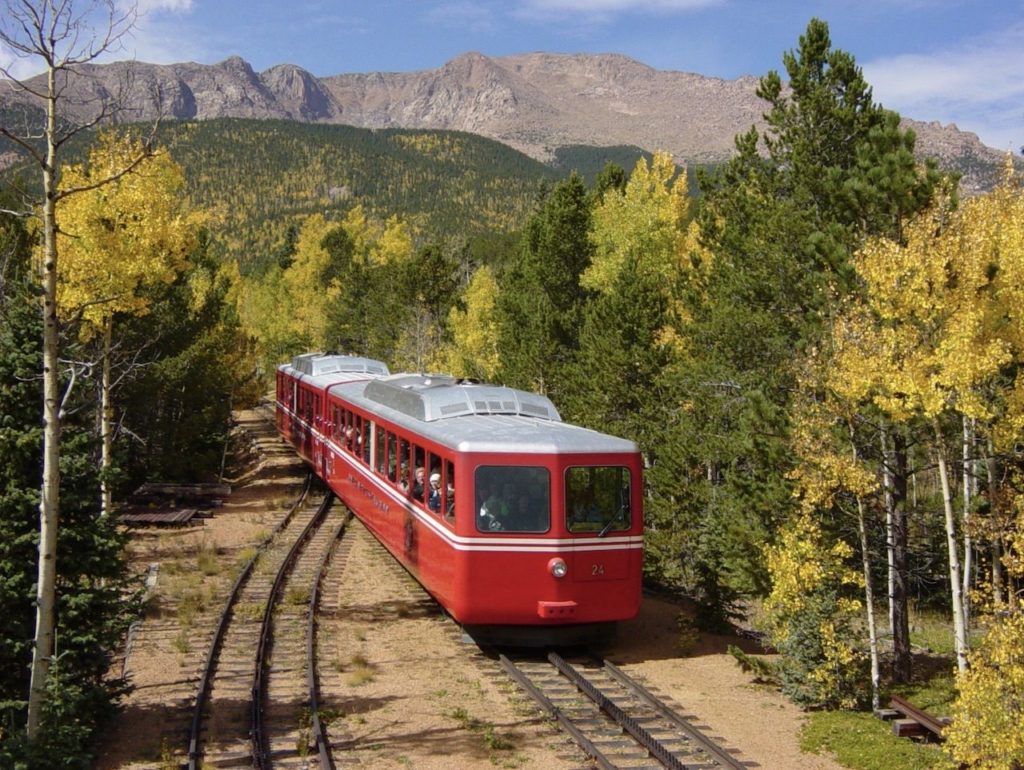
[499,652,751,769]
[251,492,337,768]
[186,474,313,770]
[306,510,352,770]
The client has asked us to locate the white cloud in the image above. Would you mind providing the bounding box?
[864,23,1024,152]
[127,0,194,13]
[0,41,45,81]
[108,0,204,65]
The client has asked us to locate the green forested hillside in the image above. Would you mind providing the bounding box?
[154,120,562,272]
[552,144,706,196]
[2,116,562,272]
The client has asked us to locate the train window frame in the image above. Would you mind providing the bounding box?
[564,465,631,535]
[374,423,386,475]
[397,438,411,491]
[443,459,455,524]
[474,466,550,534]
[384,431,397,483]
[411,444,427,504]
[360,417,371,464]
[424,452,441,516]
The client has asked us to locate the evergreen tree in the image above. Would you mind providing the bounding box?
[0,196,140,768]
[563,256,671,449]
[117,231,259,485]
[496,173,593,398]
[661,17,942,631]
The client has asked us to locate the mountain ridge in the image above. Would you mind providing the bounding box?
[0,50,1007,191]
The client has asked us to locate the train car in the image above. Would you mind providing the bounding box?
[276,352,390,466]
[276,352,643,645]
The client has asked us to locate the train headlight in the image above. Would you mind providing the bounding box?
[548,558,568,578]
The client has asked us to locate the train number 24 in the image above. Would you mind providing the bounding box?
[591,563,605,576]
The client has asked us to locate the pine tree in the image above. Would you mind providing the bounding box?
[496,173,593,399]
[1,191,140,767]
[663,17,942,634]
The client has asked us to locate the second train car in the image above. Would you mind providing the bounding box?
[276,352,643,644]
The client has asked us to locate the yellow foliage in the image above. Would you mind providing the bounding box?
[441,265,500,379]
[764,513,861,625]
[832,169,1024,430]
[281,214,339,349]
[789,364,878,513]
[763,512,865,709]
[236,206,414,368]
[583,151,691,293]
[55,131,200,337]
[945,610,1024,770]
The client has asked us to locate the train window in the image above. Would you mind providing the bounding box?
[398,439,411,490]
[351,415,362,456]
[474,466,549,533]
[443,459,456,522]
[424,453,442,515]
[412,446,427,503]
[384,432,397,482]
[565,466,631,535]
[375,424,386,475]
[361,419,371,464]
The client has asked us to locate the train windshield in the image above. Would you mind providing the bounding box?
[565,466,631,535]
[475,466,550,533]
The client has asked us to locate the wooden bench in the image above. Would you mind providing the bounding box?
[887,695,951,741]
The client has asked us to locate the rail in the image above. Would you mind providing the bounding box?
[306,509,352,770]
[186,473,312,770]
[251,492,336,768]
[500,651,750,769]
[600,658,747,768]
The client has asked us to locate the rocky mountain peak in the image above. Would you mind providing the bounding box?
[0,51,1008,191]
[261,63,338,120]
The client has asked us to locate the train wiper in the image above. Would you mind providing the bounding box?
[597,505,628,538]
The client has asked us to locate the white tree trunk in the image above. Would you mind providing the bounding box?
[857,494,881,711]
[985,439,1003,606]
[961,416,973,626]
[934,419,969,673]
[100,319,113,517]
[27,66,61,739]
[880,431,896,635]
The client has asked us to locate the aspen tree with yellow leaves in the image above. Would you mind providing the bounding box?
[940,158,1024,770]
[0,0,160,738]
[238,206,420,371]
[787,377,883,708]
[832,161,1024,674]
[441,265,501,379]
[582,151,692,294]
[56,132,199,517]
[762,509,866,709]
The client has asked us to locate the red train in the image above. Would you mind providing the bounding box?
[276,352,643,645]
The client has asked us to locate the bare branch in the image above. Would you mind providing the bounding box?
[0,125,46,165]
[54,140,156,201]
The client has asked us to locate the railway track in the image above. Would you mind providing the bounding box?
[186,479,350,769]
[498,652,752,769]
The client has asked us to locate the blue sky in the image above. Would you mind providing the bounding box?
[4,0,1022,153]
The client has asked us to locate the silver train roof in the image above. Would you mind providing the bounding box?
[284,352,390,378]
[332,373,638,455]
